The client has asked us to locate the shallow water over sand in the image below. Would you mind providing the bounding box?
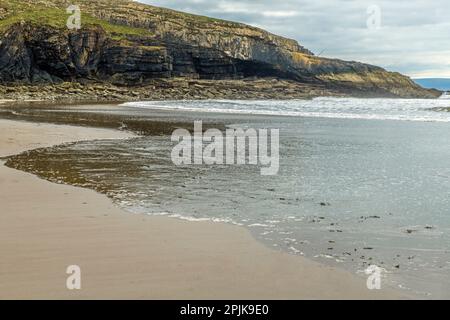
[3,99,450,298]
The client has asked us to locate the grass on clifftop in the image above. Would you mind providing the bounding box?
[0,6,150,39]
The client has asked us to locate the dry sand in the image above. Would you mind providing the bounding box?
[0,118,407,299]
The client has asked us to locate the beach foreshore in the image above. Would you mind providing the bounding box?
[0,118,407,299]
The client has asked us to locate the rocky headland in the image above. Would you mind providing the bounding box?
[0,0,441,101]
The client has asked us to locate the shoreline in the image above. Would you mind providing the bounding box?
[0,117,408,299]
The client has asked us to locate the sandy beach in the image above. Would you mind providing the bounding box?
[0,118,407,299]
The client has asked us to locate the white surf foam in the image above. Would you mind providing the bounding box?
[122,98,450,123]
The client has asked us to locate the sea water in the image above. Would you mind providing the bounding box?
[5,98,450,298]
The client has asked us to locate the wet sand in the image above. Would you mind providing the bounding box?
[0,117,407,299]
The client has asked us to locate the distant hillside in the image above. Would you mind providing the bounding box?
[0,0,441,99]
[414,78,450,91]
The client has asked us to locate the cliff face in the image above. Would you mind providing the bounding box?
[0,0,440,98]
[0,23,172,85]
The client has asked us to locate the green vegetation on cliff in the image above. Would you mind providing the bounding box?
[0,2,149,38]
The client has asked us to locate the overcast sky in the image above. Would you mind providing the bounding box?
[138,0,450,78]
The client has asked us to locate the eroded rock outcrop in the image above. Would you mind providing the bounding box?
[0,23,173,84]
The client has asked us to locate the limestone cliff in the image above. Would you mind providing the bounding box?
[0,0,440,98]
